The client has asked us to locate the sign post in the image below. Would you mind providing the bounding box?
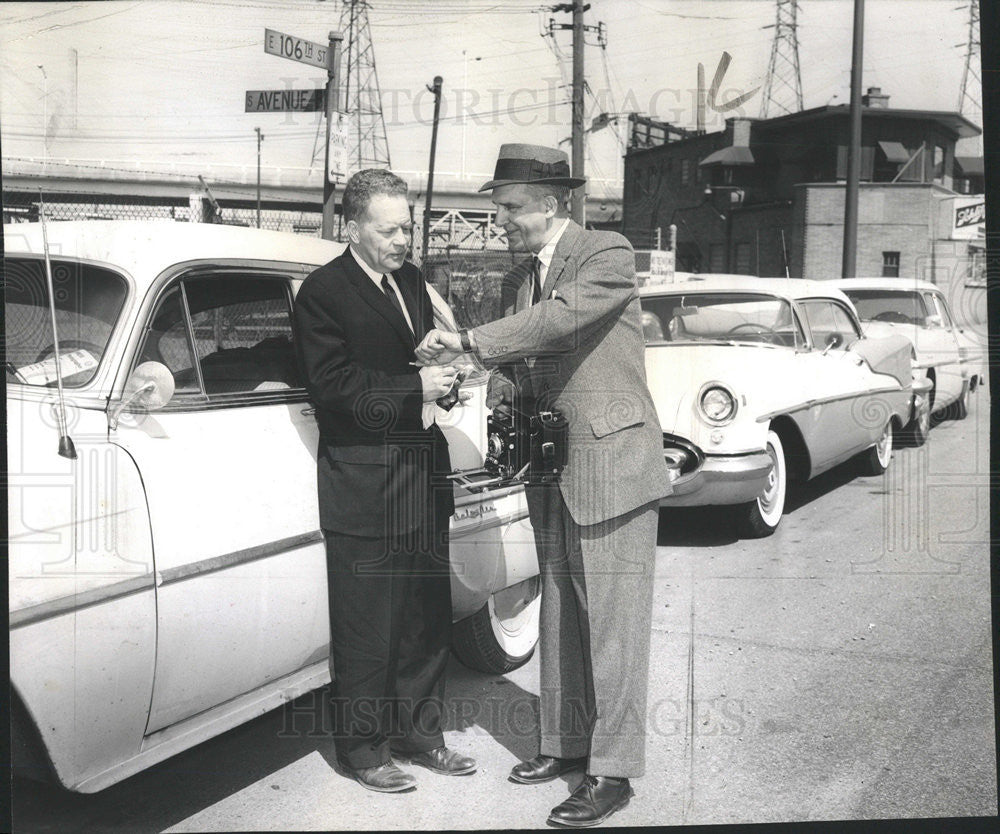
[262,28,344,240]
[322,32,344,241]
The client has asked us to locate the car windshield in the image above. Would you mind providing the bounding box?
[640,292,801,347]
[843,289,929,325]
[4,257,128,387]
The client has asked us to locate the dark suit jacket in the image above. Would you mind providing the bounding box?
[294,248,454,537]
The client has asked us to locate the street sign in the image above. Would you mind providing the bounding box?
[264,28,330,70]
[328,112,352,183]
[245,89,325,113]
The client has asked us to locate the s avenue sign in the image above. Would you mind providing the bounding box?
[245,89,325,113]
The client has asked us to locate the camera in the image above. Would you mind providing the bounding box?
[484,408,567,484]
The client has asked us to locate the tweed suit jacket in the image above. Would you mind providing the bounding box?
[472,220,672,526]
[294,249,453,537]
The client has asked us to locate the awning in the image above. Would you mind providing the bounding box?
[955,155,984,176]
[877,141,910,164]
[699,146,755,167]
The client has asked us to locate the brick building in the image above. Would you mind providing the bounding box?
[621,88,983,284]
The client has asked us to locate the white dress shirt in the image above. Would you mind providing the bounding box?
[534,217,570,300]
[349,245,415,334]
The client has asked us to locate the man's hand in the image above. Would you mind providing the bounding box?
[419,364,459,402]
[415,329,464,365]
[486,369,515,420]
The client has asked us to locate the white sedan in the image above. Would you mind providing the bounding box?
[6,220,539,793]
[640,275,919,537]
[834,277,986,440]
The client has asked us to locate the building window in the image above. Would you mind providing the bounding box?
[735,243,752,275]
[932,145,945,183]
[882,251,900,278]
[709,244,725,272]
[681,159,691,185]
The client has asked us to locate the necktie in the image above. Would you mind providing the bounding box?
[530,256,542,305]
[381,275,407,321]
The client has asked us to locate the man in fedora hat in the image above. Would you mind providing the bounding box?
[416,143,672,827]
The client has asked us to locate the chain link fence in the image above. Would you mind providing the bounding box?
[2,190,329,237]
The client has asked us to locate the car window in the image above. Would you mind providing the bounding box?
[843,289,929,325]
[799,299,860,350]
[136,273,300,398]
[924,292,954,328]
[4,257,128,387]
[640,292,802,348]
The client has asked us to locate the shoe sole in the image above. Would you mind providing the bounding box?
[509,767,583,785]
[545,793,632,828]
[392,753,477,776]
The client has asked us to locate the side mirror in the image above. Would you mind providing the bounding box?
[109,361,175,429]
[821,332,844,355]
[925,314,943,328]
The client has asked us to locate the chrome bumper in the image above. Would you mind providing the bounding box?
[661,450,774,508]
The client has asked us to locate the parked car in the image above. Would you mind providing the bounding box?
[640,275,920,538]
[833,277,986,434]
[6,220,540,793]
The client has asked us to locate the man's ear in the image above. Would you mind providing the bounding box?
[543,195,559,218]
[346,219,360,244]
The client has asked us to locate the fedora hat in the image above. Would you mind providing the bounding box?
[478,143,586,192]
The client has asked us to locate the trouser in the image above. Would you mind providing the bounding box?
[324,509,452,770]
[528,483,659,778]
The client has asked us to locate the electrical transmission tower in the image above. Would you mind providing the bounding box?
[338,0,391,172]
[759,0,803,118]
[956,0,981,153]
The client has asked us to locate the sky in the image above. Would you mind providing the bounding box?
[0,0,981,200]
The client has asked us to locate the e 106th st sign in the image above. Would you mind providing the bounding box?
[264,28,330,70]
[245,89,325,113]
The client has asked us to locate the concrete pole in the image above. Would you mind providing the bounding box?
[422,76,443,264]
[255,127,263,228]
[842,0,864,278]
[571,0,585,225]
[322,31,345,241]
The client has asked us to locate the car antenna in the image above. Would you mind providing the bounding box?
[38,193,77,459]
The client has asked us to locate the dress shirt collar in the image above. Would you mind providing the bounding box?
[349,244,392,286]
[535,218,570,271]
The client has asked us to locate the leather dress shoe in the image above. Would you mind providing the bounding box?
[341,761,416,793]
[392,746,477,775]
[547,775,634,828]
[509,754,587,784]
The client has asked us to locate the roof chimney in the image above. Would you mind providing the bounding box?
[862,87,890,109]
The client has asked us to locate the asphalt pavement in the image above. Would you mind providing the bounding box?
[11,383,997,831]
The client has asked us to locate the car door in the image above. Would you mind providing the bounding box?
[111,265,329,734]
[794,298,883,473]
[920,289,966,407]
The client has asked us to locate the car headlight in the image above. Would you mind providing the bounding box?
[698,383,737,425]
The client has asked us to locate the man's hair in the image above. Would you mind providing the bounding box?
[527,183,572,215]
[342,169,408,222]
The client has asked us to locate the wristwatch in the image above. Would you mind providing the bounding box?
[459,329,473,353]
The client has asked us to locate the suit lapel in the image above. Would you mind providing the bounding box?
[539,220,582,302]
[393,270,425,342]
[512,257,535,313]
[342,250,415,347]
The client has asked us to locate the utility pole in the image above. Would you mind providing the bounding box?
[548,2,594,225]
[841,0,864,278]
[322,31,345,241]
[255,127,263,228]
[571,0,585,225]
[422,76,443,263]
